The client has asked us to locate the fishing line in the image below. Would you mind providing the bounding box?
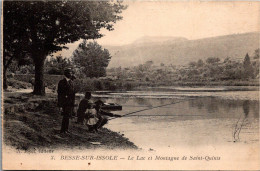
[233,114,242,141]
[236,117,247,140]
[233,113,248,142]
[233,116,247,142]
[108,98,195,120]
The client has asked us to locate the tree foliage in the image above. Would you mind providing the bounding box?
[73,41,111,78]
[45,56,73,75]
[4,1,126,95]
[253,49,259,59]
[3,4,31,89]
[107,51,260,84]
[243,53,254,79]
[206,57,220,64]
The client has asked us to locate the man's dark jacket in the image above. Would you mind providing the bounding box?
[57,78,75,107]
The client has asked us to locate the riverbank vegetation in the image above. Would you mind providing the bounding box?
[107,50,259,88]
[7,49,259,92]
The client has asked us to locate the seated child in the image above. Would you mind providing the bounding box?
[77,92,99,132]
[77,92,121,133]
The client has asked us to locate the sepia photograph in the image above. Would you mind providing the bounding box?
[2,0,260,170]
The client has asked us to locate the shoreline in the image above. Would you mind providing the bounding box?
[3,86,259,152]
[3,91,138,151]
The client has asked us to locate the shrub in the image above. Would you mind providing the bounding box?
[93,79,104,90]
[74,78,94,93]
[123,82,136,91]
[8,78,31,89]
[103,80,117,91]
[13,74,64,88]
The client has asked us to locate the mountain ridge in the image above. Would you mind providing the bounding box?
[105,32,259,68]
[133,36,188,45]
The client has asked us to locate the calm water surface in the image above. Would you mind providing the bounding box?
[92,90,259,150]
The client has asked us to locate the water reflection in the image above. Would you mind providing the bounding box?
[93,90,260,149]
[243,100,250,117]
[134,98,153,107]
[188,97,259,118]
[102,95,259,147]
[103,97,259,120]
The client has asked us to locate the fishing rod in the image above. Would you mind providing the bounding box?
[123,105,186,108]
[123,105,152,107]
[108,98,195,120]
[122,114,204,117]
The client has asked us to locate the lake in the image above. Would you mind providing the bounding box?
[91,88,259,151]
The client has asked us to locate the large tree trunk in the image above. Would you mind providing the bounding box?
[33,58,45,95]
[3,55,15,91]
[3,67,8,90]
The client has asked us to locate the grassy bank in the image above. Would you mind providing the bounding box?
[10,74,259,93]
[3,92,137,151]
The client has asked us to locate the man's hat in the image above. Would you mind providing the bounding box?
[64,68,72,74]
[95,100,104,106]
[94,100,104,109]
[85,92,91,98]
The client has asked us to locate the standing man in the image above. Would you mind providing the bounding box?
[58,68,76,134]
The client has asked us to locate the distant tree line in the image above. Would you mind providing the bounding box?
[181,52,258,81]
[107,49,259,85]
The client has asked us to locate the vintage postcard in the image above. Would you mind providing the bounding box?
[2,0,260,170]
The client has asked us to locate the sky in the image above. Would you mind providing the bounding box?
[57,1,260,58]
[97,1,259,45]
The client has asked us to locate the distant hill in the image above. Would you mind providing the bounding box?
[133,36,188,45]
[105,32,260,68]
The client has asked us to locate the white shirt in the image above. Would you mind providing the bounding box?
[65,77,70,82]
